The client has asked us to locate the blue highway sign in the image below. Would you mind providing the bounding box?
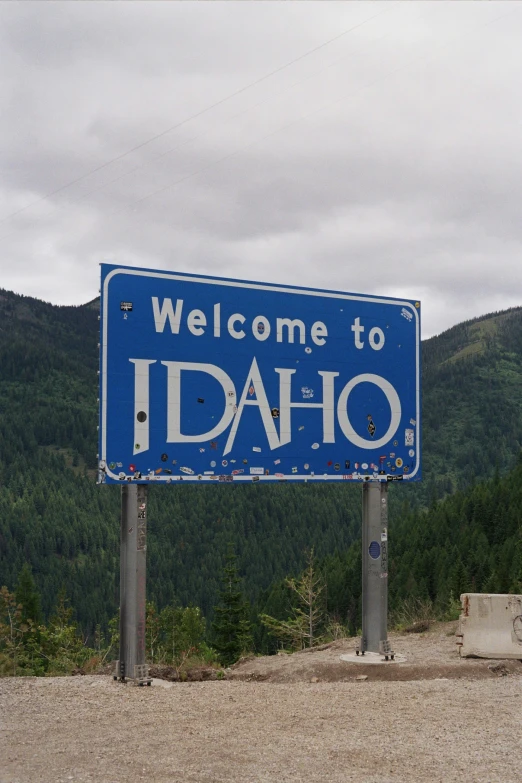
[98,264,421,485]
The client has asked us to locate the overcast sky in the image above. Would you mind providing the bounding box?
[1,1,521,338]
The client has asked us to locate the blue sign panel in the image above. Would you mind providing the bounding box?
[98,264,421,485]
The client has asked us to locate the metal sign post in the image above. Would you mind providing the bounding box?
[357,481,393,659]
[114,484,151,685]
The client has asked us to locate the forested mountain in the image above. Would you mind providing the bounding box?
[255,454,522,653]
[420,307,522,500]
[0,287,521,638]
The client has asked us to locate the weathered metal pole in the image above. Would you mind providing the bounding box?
[115,484,151,685]
[357,481,393,659]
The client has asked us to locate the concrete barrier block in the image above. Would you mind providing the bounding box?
[456,593,522,659]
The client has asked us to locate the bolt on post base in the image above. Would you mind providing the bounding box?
[354,638,395,661]
[113,659,126,683]
[113,660,152,686]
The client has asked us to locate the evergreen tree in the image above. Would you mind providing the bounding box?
[212,548,252,666]
[15,563,42,625]
[259,548,327,650]
[0,586,30,676]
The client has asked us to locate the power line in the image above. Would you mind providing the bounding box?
[0,2,401,232]
[112,3,521,218]
[1,2,516,243]
[0,4,394,228]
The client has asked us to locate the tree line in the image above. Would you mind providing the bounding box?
[2,455,521,674]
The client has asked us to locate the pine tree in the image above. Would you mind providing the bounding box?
[0,586,30,676]
[212,548,252,666]
[259,548,326,650]
[15,563,42,625]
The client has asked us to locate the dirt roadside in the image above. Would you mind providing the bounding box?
[1,625,521,783]
[226,622,522,682]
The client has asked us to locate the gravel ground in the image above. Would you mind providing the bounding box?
[1,672,522,783]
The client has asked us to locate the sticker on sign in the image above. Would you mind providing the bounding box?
[99,264,421,484]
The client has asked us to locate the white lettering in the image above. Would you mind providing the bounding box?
[161,361,236,442]
[252,315,271,342]
[311,321,328,346]
[369,327,385,351]
[129,359,404,457]
[223,358,280,455]
[276,369,339,446]
[228,313,246,340]
[337,373,401,449]
[129,359,157,454]
[351,316,364,349]
[152,297,183,334]
[277,318,305,344]
[187,309,207,336]
[152,298,330,348]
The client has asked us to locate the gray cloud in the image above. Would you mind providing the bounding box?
[0,1,521,337]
